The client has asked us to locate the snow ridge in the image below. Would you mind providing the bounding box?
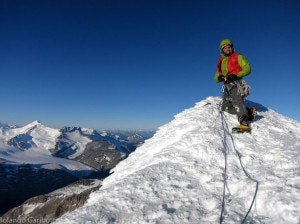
[54,96,300,224]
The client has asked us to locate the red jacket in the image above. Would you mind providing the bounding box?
[214,52,251,83]
[217,52,242,75]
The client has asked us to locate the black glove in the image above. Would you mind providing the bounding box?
[225,74,237,83]
[218,75,225,82]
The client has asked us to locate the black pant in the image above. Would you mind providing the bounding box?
[222,83,248,123]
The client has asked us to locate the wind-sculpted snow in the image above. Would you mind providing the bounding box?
[54,96,300,224]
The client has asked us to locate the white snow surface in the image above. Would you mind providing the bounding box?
[48,179,103,197]
[0,121,95,172]
[54,96,300,224]
[0,120,60,153]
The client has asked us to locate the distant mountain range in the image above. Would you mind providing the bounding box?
[0,121,154,215]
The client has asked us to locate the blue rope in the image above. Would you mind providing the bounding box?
[219,108,259,224]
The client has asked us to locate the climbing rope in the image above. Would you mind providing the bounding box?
[219,104,259,224]
[219,107,229,224]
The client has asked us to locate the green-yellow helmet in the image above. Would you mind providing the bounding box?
[220,39,233,50]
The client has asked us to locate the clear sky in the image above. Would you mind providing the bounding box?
[0,0,299,130]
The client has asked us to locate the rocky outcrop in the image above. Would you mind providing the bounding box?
[76,141,122,170]
[1,179,102,223]
[0,164,104,215]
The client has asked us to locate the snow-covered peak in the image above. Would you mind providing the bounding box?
[18,120,41,130]
[1,120,60,152]
[29,120,41,125]
[54,96,300,224]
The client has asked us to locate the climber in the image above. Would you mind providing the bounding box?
[214,39,256,132]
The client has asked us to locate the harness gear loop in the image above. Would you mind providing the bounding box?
[221,79,251,99]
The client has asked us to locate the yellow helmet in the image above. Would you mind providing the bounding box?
[220,39,233,50]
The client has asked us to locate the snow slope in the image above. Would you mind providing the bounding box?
[0,120,60,153]
[54,96,300,224]
[0,121,95,172]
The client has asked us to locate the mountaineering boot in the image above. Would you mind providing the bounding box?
[232,118,251,134]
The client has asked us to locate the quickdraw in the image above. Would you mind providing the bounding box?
[221,79,251,99]
[237,79,251,99]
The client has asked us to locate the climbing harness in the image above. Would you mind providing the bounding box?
[221,79,251,99]
[218,104,259,224]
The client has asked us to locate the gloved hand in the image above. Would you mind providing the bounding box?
[225,74,237,83]
[218,75,225,82]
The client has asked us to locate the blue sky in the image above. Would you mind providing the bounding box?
[0,0,299,130]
